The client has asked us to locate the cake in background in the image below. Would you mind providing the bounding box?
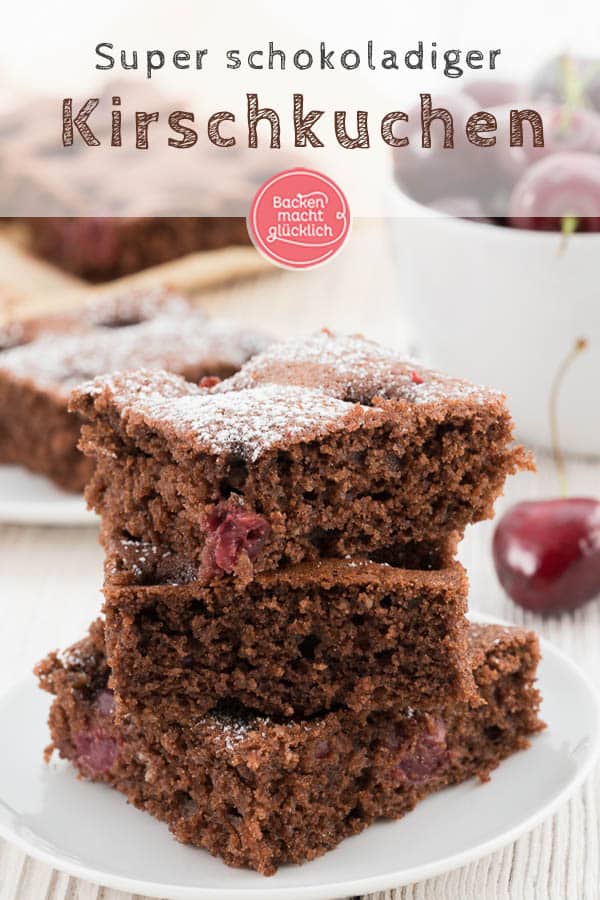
[0,81,274,280]
[0,286,269,491]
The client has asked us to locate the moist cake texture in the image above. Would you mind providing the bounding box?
[103,538,475,720]
[73,331,531,580]
[0,287,268,491]
[36,619,543,875]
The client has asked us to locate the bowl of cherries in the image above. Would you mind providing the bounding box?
[389,54,600,457]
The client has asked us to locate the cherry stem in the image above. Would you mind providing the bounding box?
[559,55,584,133]
[558,215,580,254]
[549,337,589,497]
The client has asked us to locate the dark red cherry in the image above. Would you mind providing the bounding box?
[94,688,115,717]
[392,92,498,204]
[483,104,600,197]
[390,718,448,785]
[508,106,600,180]
[198,375,221,390]
[537,107,600,157]
[201,499,270,577]
[493,498,600,613]
[74,729,119,774]
[508,152,600,231]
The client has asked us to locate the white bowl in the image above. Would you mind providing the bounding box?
[387,191,600,457]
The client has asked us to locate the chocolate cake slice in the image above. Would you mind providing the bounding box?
[36,619,543,876]
[102,537,475,720]
[25,217,252,283]
[0,83,267,280]
[72,331,531,579]
[0,287,268,491]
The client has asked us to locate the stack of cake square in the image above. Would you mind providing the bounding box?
[37,331,543,875]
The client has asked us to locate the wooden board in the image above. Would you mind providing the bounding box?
[0,223,271,323]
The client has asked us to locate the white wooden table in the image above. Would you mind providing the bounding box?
[1,222,599,899]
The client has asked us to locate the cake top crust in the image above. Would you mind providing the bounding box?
[72,330,509,462]
[466,621,540,672]
[218,330,502,407]
[0,287,268,396]
[74,368,383,461]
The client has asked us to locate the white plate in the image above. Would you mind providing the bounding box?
[0,616,598,900]
[0,465,97,526]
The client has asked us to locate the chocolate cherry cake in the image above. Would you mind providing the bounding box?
[36,619,544,875]
[72,331,531,581]
[102,537,476,721]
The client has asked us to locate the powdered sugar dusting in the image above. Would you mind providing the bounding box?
[96,372,380,461]
[82,286,189,327]
[106,536,195,586]
[221,331,500,406]
[205,712,271,751]
[60,642,98,671]
[467,622,532,663]
[201,707,324,753]
[0,291,268,397]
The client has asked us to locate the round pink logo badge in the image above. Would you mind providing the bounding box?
[247,168,351,269]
